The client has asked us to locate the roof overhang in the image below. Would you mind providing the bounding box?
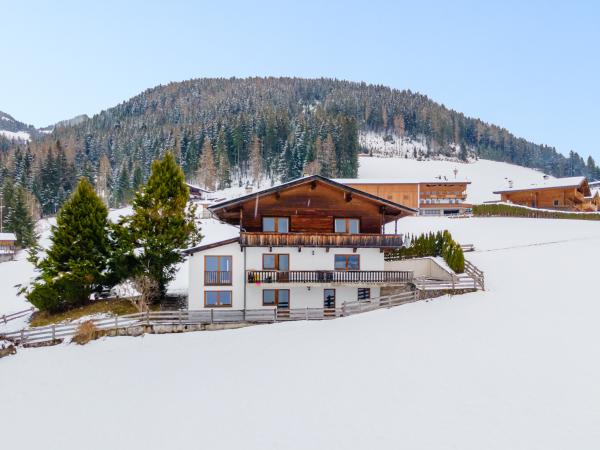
[209,175,417,222]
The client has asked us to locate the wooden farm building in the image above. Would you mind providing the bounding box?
[493,176,597,212]
[0,232,17,262]
[334,178,471,216]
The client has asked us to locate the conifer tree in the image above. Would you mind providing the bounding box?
[6,187,36,247]
[249,135,263,186]
[116,152,200,304]
[27,178,111,312]
[197,138,217,190]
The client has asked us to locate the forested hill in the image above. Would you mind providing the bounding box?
[1,77,598,215]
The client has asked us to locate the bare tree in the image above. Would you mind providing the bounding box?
[196,138,217,190]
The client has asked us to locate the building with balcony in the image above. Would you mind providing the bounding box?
[184,175,417,312]
[334,178,472,216]
[493,176,595,212]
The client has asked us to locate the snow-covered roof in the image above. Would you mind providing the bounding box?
[0,232,17,241]
[493,176,587,194]
[186,182,213,193]
[334,178,471,185]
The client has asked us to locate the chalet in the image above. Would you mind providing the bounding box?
[184,175,417,312]
[493,176,596,212]
[334,178,472,216]
[0,232,17,262]
[185,182,213,201]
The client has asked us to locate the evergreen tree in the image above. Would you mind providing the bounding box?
[27,178,111,312]
[116,152,200,303]
[6,186,36,247]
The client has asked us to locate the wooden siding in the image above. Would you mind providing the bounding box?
[240,232,404,248]
[499,186,597,211]
[219,181,410,233]
[342,182,470,210]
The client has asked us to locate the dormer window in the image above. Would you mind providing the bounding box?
[334,218,360,234]
[262,217,289,233]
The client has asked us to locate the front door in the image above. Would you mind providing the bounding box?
[324,289,336,317]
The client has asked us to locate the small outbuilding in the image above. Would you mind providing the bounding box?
[0,232,17,262]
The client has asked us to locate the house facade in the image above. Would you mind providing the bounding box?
[334,179,471,216]
[185,176,416,312]
[493,176,595,212]
[0,232,17,262]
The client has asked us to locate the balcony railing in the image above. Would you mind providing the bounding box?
[204,271,233,286]
[240,232,404,248]
[246,270,413,284]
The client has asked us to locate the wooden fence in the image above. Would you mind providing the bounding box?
[464,260,485,290]
[0,291,419,346]
[1,307,34,325]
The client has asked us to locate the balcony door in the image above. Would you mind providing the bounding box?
[263,254,289,282]
[205,255,232,286]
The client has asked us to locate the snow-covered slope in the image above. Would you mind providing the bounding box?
[358,156,549,203]
[2,217,600,449]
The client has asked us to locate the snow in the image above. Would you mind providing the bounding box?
[357,156,551,204]
[493,176,585,193]
[1,216,600,449]
[0,129,30,141]
[0,232,17,241]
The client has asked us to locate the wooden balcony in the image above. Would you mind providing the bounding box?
[204,271,232,286]
[240,232,404,249]
[246,270,413,285]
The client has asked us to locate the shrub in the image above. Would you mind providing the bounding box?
[385,230,465,273]
[72,321,99,345]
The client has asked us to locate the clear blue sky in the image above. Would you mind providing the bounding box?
[2,0,599,160]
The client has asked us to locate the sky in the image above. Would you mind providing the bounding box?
[1,0,599,160]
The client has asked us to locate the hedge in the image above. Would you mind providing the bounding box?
[473,203,600,221]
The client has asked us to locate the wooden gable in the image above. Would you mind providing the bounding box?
[210,176,415,233]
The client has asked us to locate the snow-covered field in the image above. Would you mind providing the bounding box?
[358,156,549,204]
[0,129,30,141]
[2,215,600,449]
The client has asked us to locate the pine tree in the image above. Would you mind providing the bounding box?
[319,133,337,178]
[27,178,111,312]
[196,138,217,190]
[117,152,200,304]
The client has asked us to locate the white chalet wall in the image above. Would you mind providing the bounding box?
[188,244,385,310]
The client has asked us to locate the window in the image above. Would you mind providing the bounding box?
[263,254,289,271]
[358,288,370,300]
[204,255,232,285]
[263,289,290,308]
[334,218,360,234]
[262,217,289,233]
[334,254,360,270]
[324,289,336,308]
[204,291,232,307]
[553,200,560,206]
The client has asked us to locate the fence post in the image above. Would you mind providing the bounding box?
[2,315,5,325]
[114,316,118,329]
[273,308,277,322]
[52,324,56,341]
[342,301,346,316]
[178,309,183,325]
[305,306,308,321]
[210,308,214,324]
[20,329,25,344]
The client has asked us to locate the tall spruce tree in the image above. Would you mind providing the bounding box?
[6,186,36,247]
[27,178,111,312]
[117,152,200,303]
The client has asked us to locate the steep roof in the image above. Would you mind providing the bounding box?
[182,237,239,255]
[0,232,17,241]
[493,176,589,195]
[209,175,417,218]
